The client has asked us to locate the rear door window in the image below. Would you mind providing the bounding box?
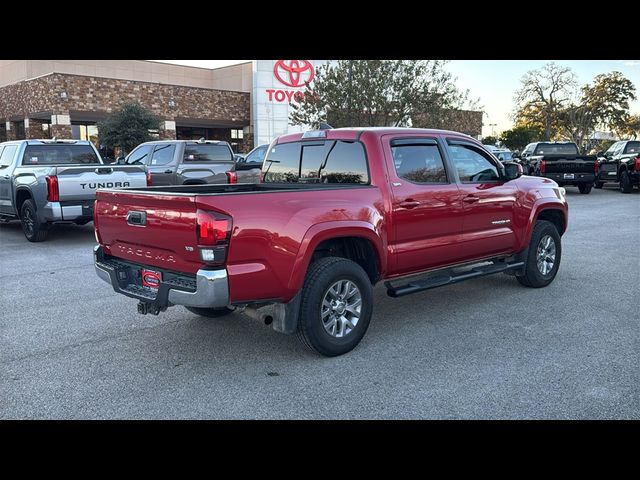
[184,143,233,162]
[22,144,100,165]
[150,144,176,166]
[390,141,448,184]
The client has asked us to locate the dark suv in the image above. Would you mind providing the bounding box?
[118,139,242,186]
[595,140,640,193]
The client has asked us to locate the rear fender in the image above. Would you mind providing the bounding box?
[287,221,386,294]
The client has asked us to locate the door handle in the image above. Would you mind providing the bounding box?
[164,170,173,174]
[1,175,9,179]
[463,195,480,203]
[399,200,420,209]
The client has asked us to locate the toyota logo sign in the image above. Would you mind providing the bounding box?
[273,60,315,88]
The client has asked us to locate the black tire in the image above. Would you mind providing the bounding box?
[296,257,373,357]
[594,181,604,189]
[516,220,561,288]
[578,183,592,194]
[184,306,235,317]
[20,199,49,242]
[620,171,632,193]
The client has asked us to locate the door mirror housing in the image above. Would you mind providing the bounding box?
[504,162,523,180]
[596,151,604,158]
[116,156,126,165]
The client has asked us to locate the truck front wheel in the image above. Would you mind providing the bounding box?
[20,199,49,242]
[516,220,561,288]
[297,257,373,357]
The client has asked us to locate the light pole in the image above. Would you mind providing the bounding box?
[489,123,497,137]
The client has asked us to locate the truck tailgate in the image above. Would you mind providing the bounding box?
[544,157,595,174]
[95,190,202,274]
[57,165,147,201]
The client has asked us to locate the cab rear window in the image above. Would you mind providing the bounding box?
[183,143,233,162]
[22,145,101,165]
[262,140,369,184]
[533,143,578,155]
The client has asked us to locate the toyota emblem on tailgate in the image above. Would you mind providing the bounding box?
[126,211,147,226]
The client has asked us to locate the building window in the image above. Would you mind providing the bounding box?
[13,121,25,140]
[230,128,244,152]
[71,123,100,148]
[42,122,52,139]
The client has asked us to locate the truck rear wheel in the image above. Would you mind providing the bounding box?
[20,199,49,242]
[184,306,235,317]
[578,183,592,194]
[296,257,373,357]
[620,171,633,193]
[516,220,561,288]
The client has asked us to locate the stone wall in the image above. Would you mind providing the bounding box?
[0,73,250,139]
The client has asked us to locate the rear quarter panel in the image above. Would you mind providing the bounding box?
[197,187,387,303]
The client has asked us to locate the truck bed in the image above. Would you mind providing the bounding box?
[110,182,373,196]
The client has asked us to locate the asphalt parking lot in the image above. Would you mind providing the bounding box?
[1,185,638,419]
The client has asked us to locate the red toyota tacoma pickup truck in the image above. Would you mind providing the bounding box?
[94,128,568,356]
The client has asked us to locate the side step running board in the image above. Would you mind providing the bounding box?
[385,261,525,298]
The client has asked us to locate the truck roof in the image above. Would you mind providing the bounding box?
[276,127,479,145]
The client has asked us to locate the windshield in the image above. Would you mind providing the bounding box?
[533,143,578,155]
[495,151,513,161]
[183,143,232,162]
[22,144,101,165]
[623,141,640,154]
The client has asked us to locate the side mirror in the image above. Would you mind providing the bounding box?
[596,151,604,157]
[116,156,126,165]
[504,162,523,180]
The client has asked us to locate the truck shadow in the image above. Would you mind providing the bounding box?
[0,220,95,244]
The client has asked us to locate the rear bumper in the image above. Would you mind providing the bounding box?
[596,171,619,183]
[41,201,94,223]
[543,172,595,185]
[94,245,229,309]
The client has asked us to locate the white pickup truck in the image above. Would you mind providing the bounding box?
[0,139,148,241]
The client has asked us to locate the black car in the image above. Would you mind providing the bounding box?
[595,140,640,193]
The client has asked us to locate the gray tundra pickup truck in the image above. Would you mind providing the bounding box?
[117,139,259,185]
[0,139,147,242]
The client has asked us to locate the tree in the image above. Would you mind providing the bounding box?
[617,114,640,139]
[499,125,544,152]
[289,60,476,129]
[481,135,498,145]
[556,71,636,152]
[98,102,162,155]
[514,62,577,141]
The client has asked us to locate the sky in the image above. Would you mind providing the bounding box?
[157,60,640,137]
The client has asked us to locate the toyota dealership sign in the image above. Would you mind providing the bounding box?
[267,60,316,103]
[252,59,325,146]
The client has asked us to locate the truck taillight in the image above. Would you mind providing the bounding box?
[45,175,59,202]
[540,160,546,174]
[196,209,232,265]
[226,171,237,184]
[635,156,640,172]
[93,200,103,244]
[146,171,153,186]
[594,159,599,174]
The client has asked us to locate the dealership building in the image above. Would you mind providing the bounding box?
[0,60,482,153]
